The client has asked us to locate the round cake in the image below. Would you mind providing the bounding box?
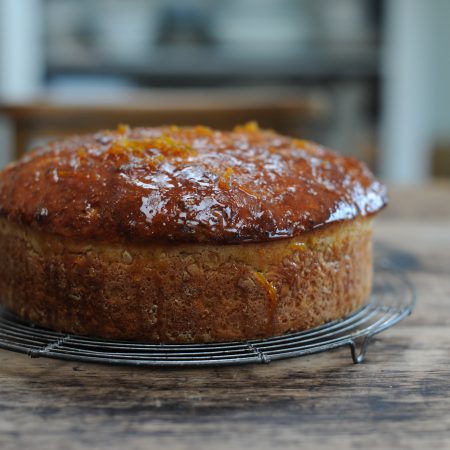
[0,123,387,343]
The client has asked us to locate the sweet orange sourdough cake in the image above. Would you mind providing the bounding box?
[0,124,387,343]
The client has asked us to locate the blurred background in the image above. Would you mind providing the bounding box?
[0,0,449,184]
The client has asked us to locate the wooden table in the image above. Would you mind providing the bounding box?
[1,183,449,450]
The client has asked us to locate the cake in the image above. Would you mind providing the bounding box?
[0,123,387,343]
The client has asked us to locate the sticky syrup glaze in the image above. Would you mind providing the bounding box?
[0,124,387,244]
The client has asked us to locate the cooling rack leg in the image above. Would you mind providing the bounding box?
[349,336,372,364]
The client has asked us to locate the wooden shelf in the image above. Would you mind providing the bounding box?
[47,44,380,82]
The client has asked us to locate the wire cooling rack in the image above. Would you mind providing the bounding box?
[0,262,415,366]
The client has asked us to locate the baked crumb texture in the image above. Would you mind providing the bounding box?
[0,217,373,343]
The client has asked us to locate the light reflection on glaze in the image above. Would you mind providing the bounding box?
[140,192,167,223]
[0,124,388,244]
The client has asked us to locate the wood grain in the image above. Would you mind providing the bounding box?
[1,183,449,450]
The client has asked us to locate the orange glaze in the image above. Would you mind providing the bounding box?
[254,271,278,329]
[0,124,387,244]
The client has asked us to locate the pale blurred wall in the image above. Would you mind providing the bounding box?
[380,0,433,184]
[432,0,450,144]
[0,0,43,100]
[0,0,44,167]
[381,0,450,184]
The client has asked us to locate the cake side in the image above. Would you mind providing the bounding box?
[0,124,387,244]
[0,217,373,343]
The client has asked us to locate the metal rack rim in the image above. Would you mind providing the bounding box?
[0,263,415,366]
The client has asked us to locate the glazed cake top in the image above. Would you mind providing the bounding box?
[0,123,387,244]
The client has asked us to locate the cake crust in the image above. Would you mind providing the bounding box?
[0,124,386,244]
[0,217,373,343]
[0,125,385,343]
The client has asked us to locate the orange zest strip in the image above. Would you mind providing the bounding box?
[254,271,278,307]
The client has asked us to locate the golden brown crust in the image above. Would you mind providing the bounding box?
[0,217,373,343]
[0,124,386,244]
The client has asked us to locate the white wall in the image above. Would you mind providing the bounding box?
[0,0,44,100]
[380,0,435,184]
[0,0,44,166]
[432,0,450,143]
[380,0,450,184]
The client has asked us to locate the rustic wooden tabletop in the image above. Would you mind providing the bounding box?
[1,183,449,450]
